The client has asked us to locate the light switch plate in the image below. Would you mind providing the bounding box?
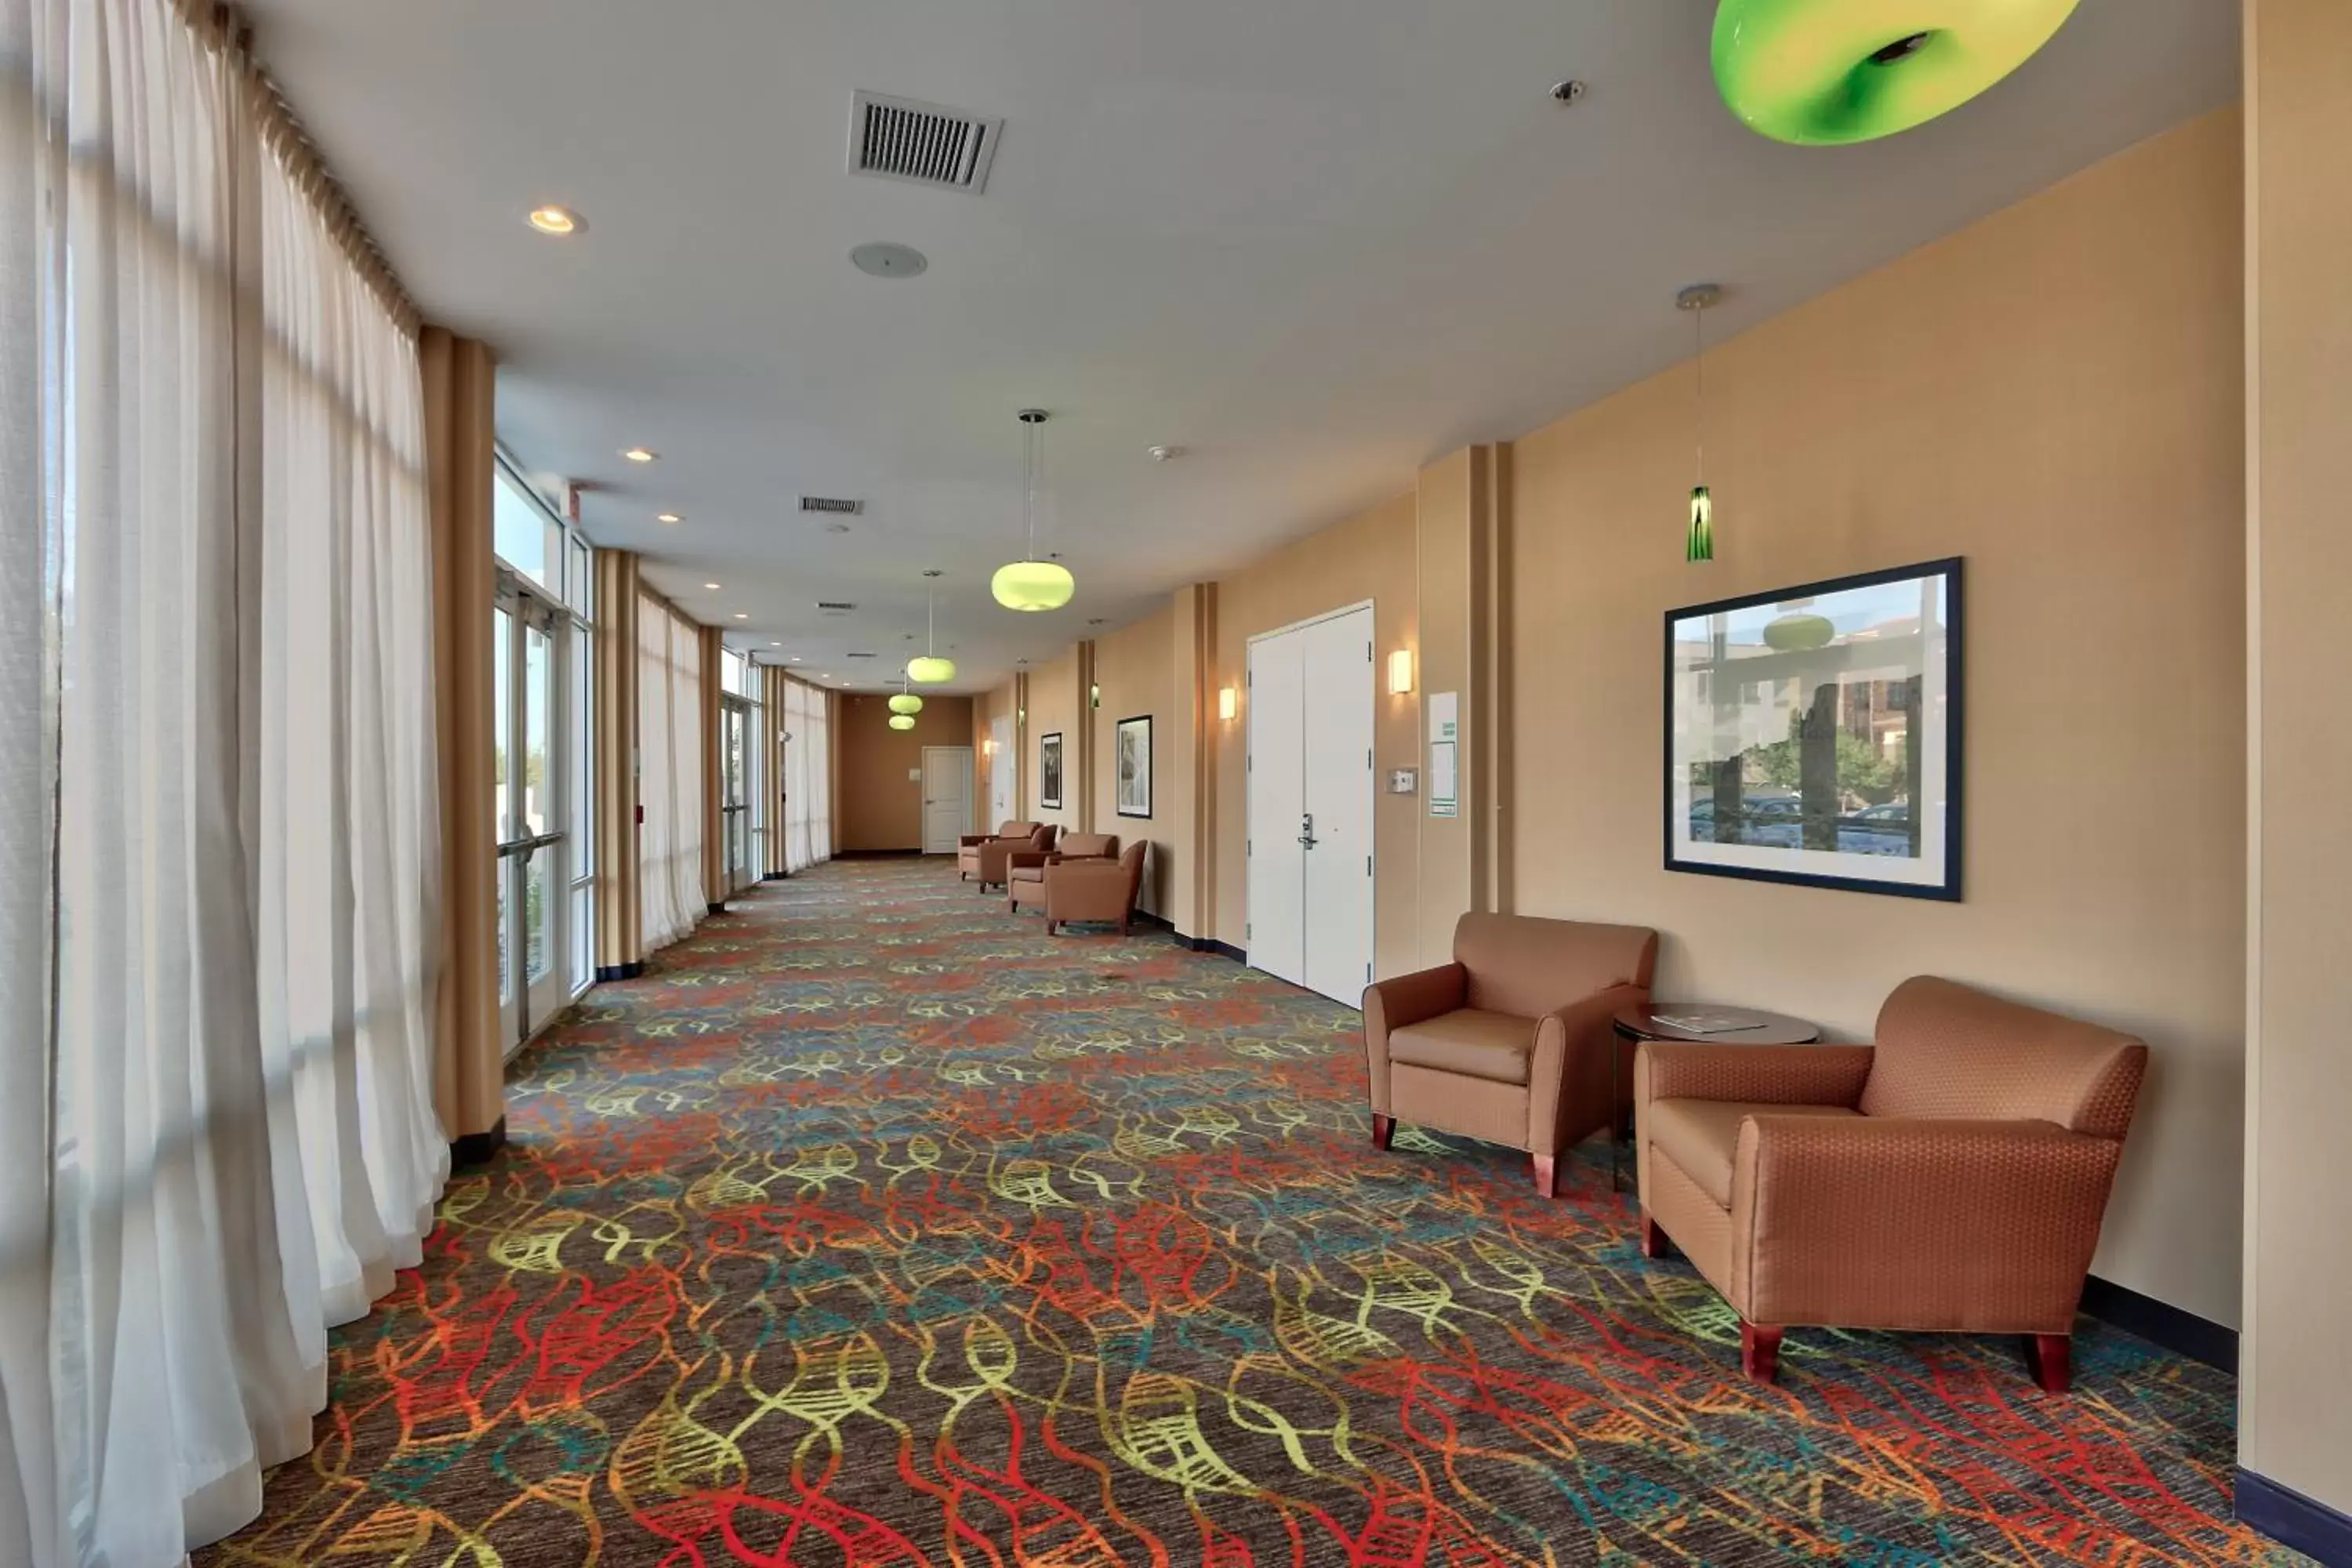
[1390,768,1418,795]
[908,768,923,782]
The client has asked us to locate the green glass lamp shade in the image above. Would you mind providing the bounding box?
[887,713,916,731]
[1763,612,1837,652]
[991,558,1076,613]
[906,655,956,684]
[1686,485,1715,563]
[1711,0,2081,147]
[887,691,924,716]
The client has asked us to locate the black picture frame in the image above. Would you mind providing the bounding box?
[1116,715,1153,818]
[1039,731,1063,810]
[1662,557,1963,902]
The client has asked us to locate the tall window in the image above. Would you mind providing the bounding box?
[637,595,706,948]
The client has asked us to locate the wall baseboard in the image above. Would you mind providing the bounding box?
[761,871,789,881]
[835,848,927,859]
[2237,1469,2352,1566]
[706,900,728,916]
[1173,931,1247,964]
[449,1118,507,1167]
[592,960,645,983]
[2080,1275,2237,1371]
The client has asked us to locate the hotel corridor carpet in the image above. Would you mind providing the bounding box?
[201,857,2297,1568]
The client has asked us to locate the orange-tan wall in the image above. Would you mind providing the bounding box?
[834,694,976,852]
[1024,648,1083,833]
[1510,111,2246,1327]
[1210,490,1425,978]
[1091,604,1175,915]
[2242,0,2352,1512]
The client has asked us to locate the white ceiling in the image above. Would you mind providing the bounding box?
[246,0,2234,694]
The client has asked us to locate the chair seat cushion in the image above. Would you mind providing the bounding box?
[1388,1009,1535,1087]
[1009,863,1047,884]
[1646,1098,1860,1207]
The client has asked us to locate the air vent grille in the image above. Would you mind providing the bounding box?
[815,601,856,612]
[845,652,877,659]
[800,495,862,515]
[849,91,1001,194]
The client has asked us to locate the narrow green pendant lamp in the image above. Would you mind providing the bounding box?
[991,409,1076,613]
[1679,285,1721,563]
[1712,0,2082,147]
[907,569,956,684]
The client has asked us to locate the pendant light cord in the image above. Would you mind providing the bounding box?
[1024,419,1040,564]
[1693,303,1708,486]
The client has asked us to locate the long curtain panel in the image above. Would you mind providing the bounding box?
[0,1,448,1562]
[781,677,832,873]
[637,593,705,948]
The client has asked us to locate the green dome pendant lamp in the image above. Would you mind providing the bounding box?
[906,569,956,685]
[991,409,1076,613]
[1711,0,2082,146]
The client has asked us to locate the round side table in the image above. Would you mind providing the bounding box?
[1608,1004,1821,1192]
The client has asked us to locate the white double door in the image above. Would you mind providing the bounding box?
[1246,604,1376,1007]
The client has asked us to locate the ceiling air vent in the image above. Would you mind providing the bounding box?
[846,652,877,659]
[815,601,856,612]
[848,91,1001,194]
[800,495,862,515]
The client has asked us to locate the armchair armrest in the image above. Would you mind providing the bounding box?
[958,833,989,848]
[1363,964,1468,1040]
[1007,849,1060,871]
[1730,1116,2125,1333]
[1043,857,1120,887]
[1528,983,1646,1153]
[1635,1041,1875,1109]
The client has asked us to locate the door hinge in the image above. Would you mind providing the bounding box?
[1367,747,1373,768]
[1367,641,1373,661]
[1247,922,1252,939]
[1367,855,1372,876]
[1366,962,1372,982]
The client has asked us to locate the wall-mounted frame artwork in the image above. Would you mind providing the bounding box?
[1116,715,1153,818]
[1040,731,1064,810]
[1665,557,1962,901]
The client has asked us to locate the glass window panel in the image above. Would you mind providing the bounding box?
[524,621,552,835]
[498,860,513,1002]
[492,467,549,584]
[493,605,513,844]
[567,535,593,618]
[572,884,593,993]
[571,617,592,880]
[525,853,551,982]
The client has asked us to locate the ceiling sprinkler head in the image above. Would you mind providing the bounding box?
[1148,445,1187,462]
[1551,79,1588,104]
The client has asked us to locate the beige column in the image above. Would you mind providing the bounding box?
[1076,641,1098,834]
[593,549,643,977]
[2241,0,2352,1546]
[759,665,788,878]
[699,625,724,909]
[1411,444,1508,967]
[420,328,503,1155]
[1166,583,1221,946]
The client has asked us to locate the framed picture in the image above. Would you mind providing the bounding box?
[1116,715,1153,818]
[1040,732,1064,810]
[1664,557,1962,901]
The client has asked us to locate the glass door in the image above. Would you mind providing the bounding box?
[721,695,752,895]
[496,579,573,1054]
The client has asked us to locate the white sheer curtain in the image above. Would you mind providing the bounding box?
[781,677,832,873]
[637,593,704,949]
[0,2,446,1563]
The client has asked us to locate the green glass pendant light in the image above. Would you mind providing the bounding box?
[906,570,956,684]
[1712,0,2082,147]
[888,688,924,717]
[888,713,916,731]
[1679,285,1721,564]
[991,409,1076,613]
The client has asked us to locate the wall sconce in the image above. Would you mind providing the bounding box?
[982,736,994,758]
[1090,683,1101,710]
[1218,686,1239,721]
[1388,649,1414,695]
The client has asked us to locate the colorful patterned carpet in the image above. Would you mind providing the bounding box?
[201,857,2296,1567]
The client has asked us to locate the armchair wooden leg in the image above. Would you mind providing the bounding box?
[1531,1154,1559,1200]
[1740,1322,1783,1384]
[1639,1213,1674,1260]
[1045,920,1058,935]
[1370,1114,1394,1150]
[2024,1334,2071,1394]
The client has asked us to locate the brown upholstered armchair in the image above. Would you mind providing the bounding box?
[1044,841,1147,935]
[1363,913,1658,1199]
[1634,975,2147,1392]
[960,822,1054,891]
[1008,833,1117,913]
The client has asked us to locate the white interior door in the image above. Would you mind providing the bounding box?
[1245,629,1308,988]
[1301,608,1376,1004]
[990,717,1014,825]
[924,746,975,853]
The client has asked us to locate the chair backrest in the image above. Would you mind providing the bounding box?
[994,820,1039,840]
[1452,912,1657,1020]
[1062,833,1119,859]
[1862,976,2147,1139]
[1029,824,1060,850]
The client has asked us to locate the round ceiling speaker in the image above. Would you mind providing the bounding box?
[906,655,957,684]
[849,241,929,278]
[991,559,1076,613]
[1711,0,2081,146]
[1763,612,1838,652]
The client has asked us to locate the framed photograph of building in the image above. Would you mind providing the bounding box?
[1116,715,1152,818]
[1040,731,1064,810]
[1664,558,1962,901]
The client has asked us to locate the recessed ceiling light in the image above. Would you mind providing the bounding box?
[528,205,583,235]
[704,582,720,590]
[656,512,681,524]
[622,447,659,463]
[849,241,927,279]
[734,613,749,620]
[769,641,781,647]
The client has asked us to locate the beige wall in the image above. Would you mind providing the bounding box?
[1024,647,1084,832]
[1211,490,1427,978]
[834,694,977,852]
[1091,604,1176,915]
[971,681,1018,832]
[2242,0,2352,1513]
[1510,112,2247,1326]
